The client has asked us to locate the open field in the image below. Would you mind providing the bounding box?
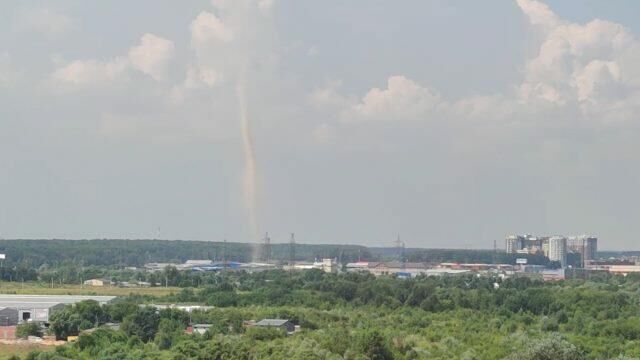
[0,282,180,297]
[0,343,54,359]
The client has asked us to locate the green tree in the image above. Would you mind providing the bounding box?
[353,329,393,360]
[506,334,584,360]
[121,307,160,342]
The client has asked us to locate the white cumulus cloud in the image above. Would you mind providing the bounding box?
[51,34,175,87]
[190,12,233,47]
[316,0,640,126]
[51,57,129,86]
[517,0,640,120]
[352,76,444,120]
[128,33,175,82]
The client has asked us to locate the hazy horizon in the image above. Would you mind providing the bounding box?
[3,1,640,249]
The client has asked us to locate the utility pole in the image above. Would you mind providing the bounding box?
[223,238,228,273]
[262,232,271,264]
[289,233,296,270]
[394,234,406,270]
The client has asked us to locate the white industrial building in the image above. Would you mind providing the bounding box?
[0,295,116,323]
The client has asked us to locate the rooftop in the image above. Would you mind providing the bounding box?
[0,295,117,307]
[256,319,290,326]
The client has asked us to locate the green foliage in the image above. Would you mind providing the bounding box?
[16,321,42,338]
[245,326,286,341]
[121,306,161,342]
[0,239,369,268]
[353,329,393,360]
[20,268,640,359]
[49,300,106,340]
[506,333,584,360]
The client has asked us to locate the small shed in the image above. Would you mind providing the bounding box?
[255,319,295,333]
[0,307,19,326]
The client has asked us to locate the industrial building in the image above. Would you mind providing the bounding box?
[344,261,511,277]
[0,295,116,323]
[284,258,338,273]
[145,260,277,272]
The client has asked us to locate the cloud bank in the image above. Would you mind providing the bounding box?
[51,33,175,87]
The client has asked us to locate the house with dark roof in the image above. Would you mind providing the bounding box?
[255,319,295,333]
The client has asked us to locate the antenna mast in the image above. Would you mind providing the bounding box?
[289,233,296,269]
[394,234,406,271]
[262,232,271,263]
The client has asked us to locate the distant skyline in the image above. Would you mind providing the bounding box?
[2,1,640,249]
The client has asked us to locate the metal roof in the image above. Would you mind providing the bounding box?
[0,295,116,308]
[0,302,65,310]
[256,319,290,326]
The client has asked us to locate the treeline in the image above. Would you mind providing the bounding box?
[0,239,370,267]
[20,270,640,359]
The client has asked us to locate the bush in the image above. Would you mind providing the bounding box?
[245,326,286,341]
[16,322,42,338]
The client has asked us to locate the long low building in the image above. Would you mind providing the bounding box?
[346,261,514,278]
[0,295,117,323]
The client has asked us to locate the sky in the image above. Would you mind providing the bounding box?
[2,1,640,249]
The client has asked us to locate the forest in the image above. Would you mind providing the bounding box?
[0,239,370,267]
[10,269,640,360]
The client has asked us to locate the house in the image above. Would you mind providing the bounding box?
[185,324,212,335]
[83,279,113,287]
[255,319,295,333]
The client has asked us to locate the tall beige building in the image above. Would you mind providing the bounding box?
[548,236,567,267]
[568,235,598,266]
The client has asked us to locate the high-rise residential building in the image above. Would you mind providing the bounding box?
[505,233,598,268]
[505,235,524,253]
[568,235,598,266]
[548,236,567,267]
[505,234,546,255]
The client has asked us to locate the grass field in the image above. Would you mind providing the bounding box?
[0,343,54,360]
[0,282,180,297]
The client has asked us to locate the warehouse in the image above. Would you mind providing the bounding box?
[0,295,117,323]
